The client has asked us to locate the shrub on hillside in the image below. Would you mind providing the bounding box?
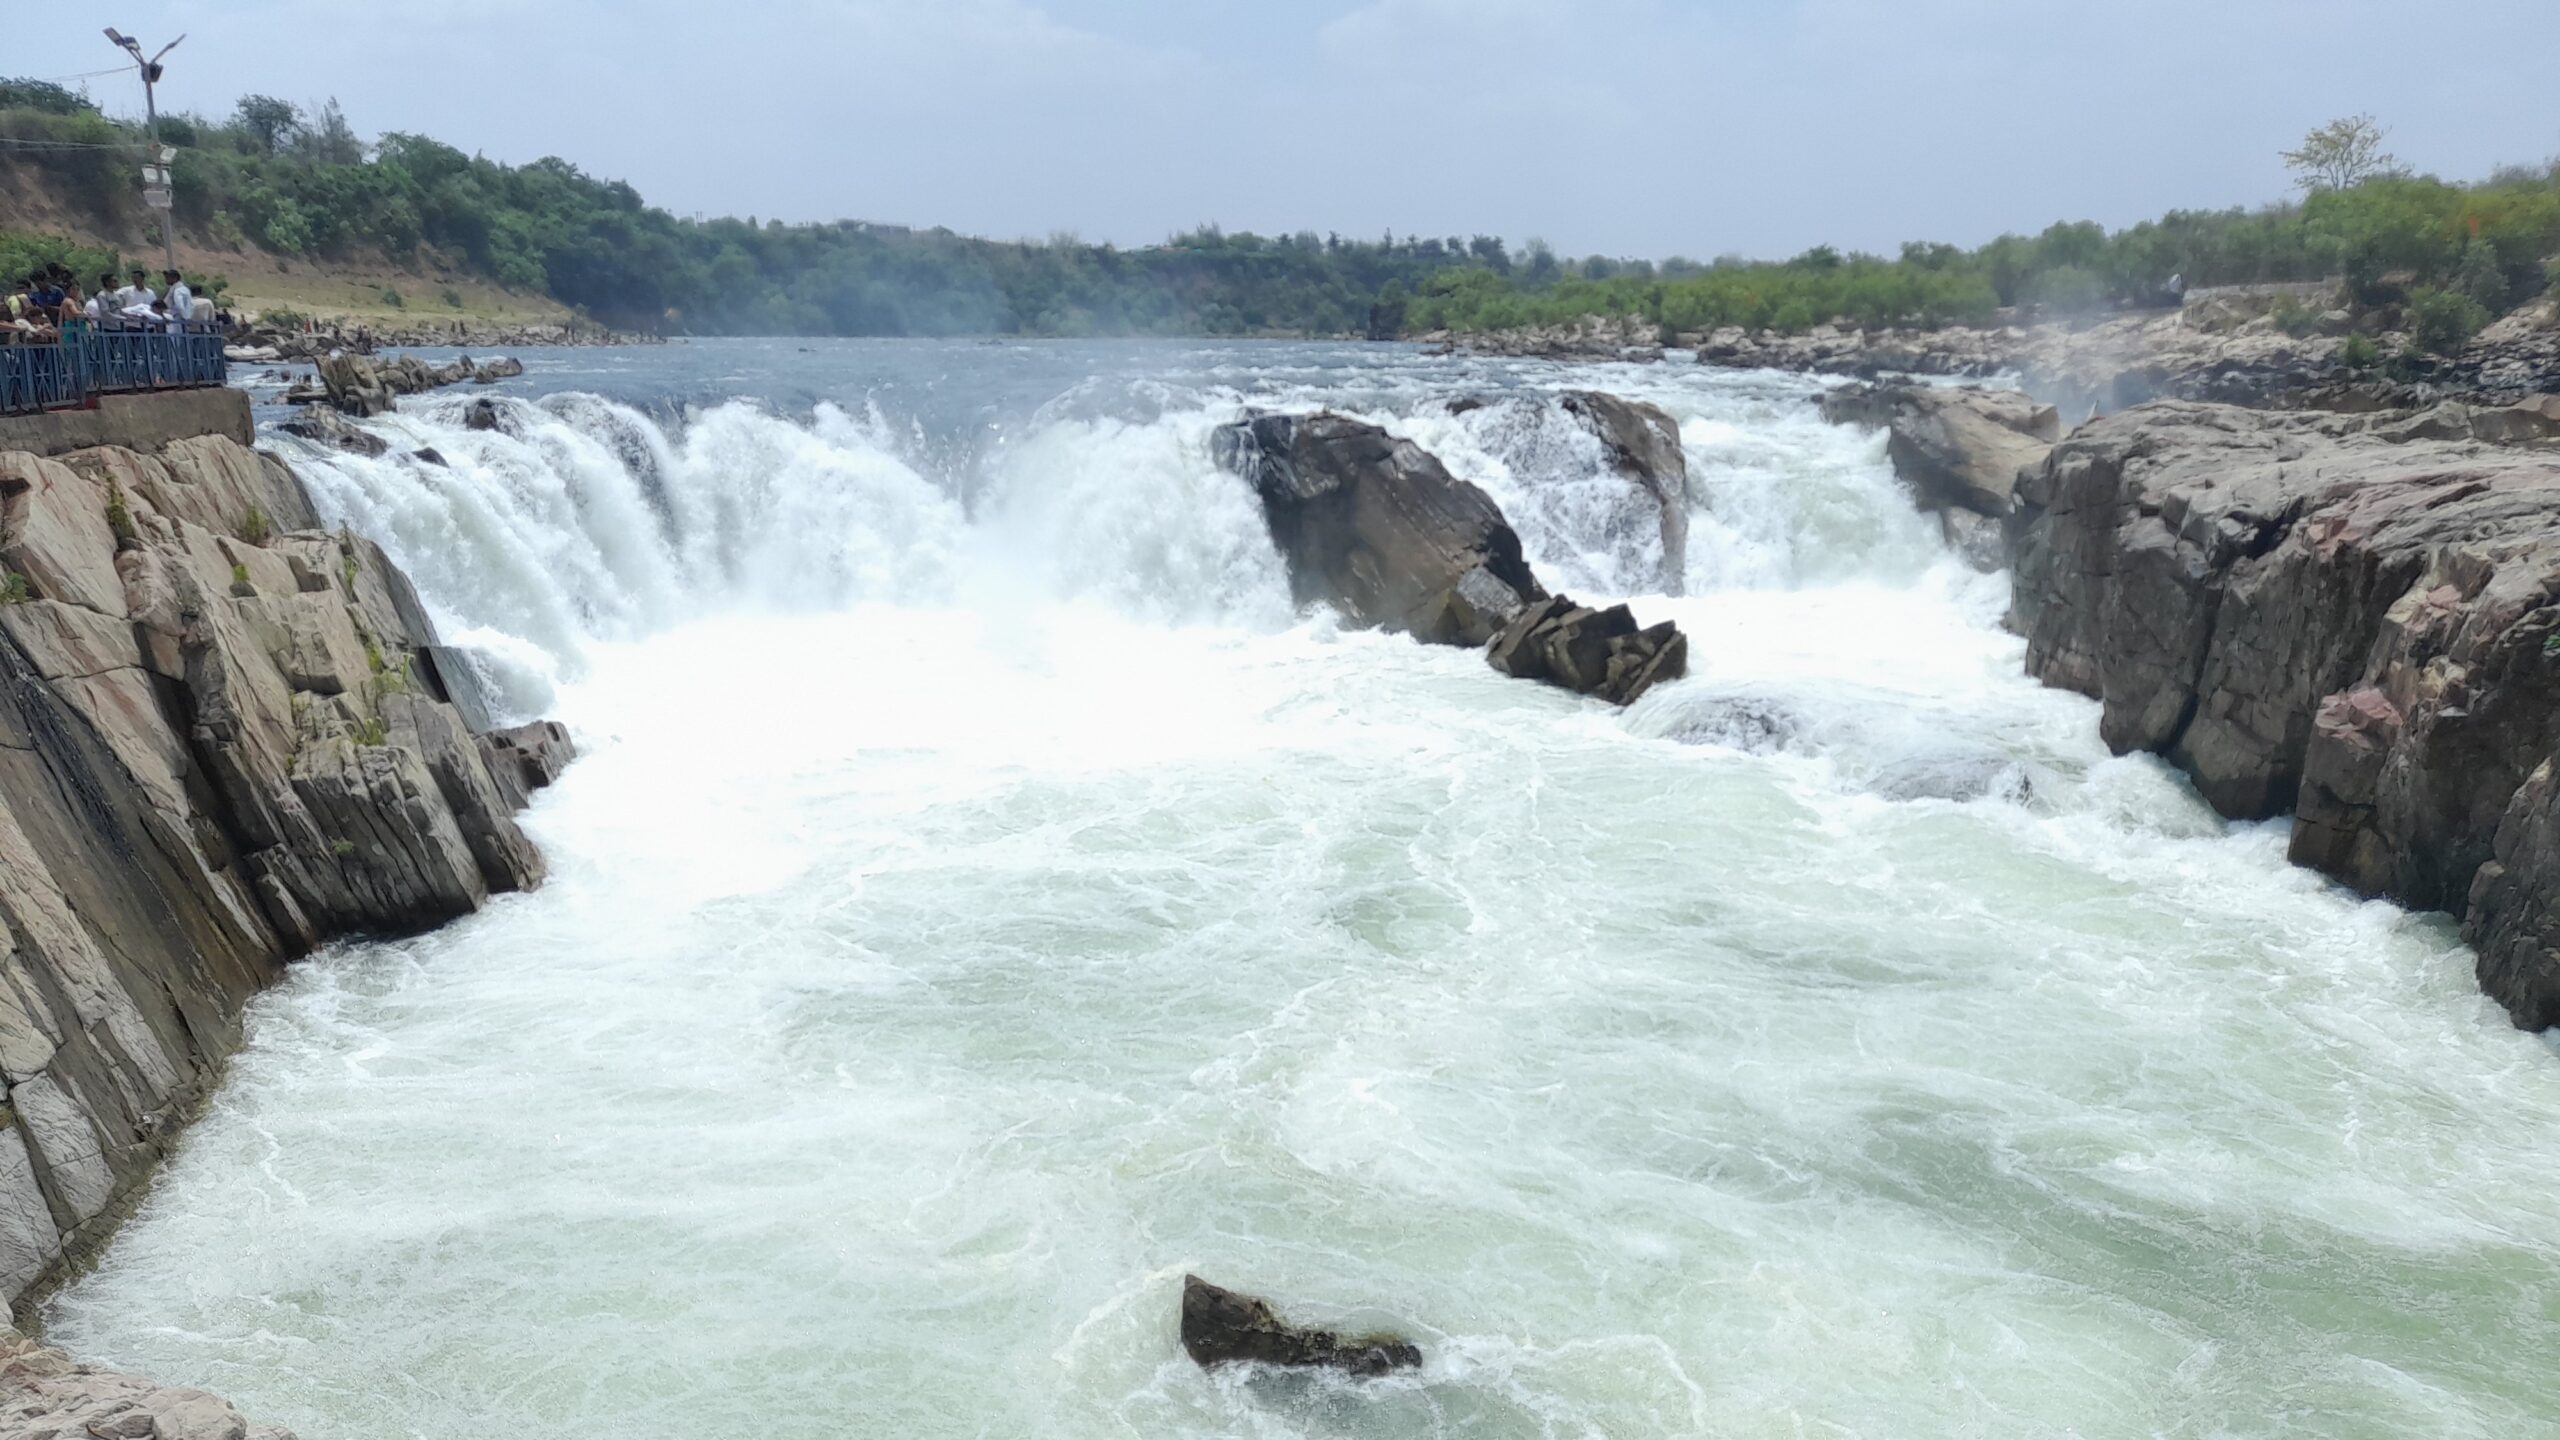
[2453,237,2511,315]
[2340,333,2382,370]
[2408,287,2490,354]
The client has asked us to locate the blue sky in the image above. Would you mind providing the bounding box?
[38,0,2560,259]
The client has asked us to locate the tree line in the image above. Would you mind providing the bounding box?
[3,80,2554,345]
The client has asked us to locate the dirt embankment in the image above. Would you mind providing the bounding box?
[0,154,576,331]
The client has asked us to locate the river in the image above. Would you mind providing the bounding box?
[44,340,2560,1439]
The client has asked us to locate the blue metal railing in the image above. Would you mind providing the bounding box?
[0,322,229,417]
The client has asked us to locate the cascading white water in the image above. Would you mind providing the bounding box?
[47,345,2560,1440]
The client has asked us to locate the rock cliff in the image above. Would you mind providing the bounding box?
[0,413,567,1306]
[2006,401,2560,1027]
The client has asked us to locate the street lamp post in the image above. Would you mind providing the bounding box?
[102,28,186,278]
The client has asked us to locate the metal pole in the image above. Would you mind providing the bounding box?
[105,30,185,284]
[142,74,177,276]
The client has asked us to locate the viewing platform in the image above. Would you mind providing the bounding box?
[0,321,229,419]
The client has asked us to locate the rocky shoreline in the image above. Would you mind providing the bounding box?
[0,388,572,1436]
[225,316,658,365]
[1431,289,2560,418]
[1820,378,2560,1031]
[1435,287,2560,1030]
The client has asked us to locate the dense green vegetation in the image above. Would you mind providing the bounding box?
[4,83,2555,342]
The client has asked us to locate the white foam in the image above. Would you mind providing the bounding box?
[54,356,2560,1439]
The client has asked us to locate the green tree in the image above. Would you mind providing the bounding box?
[0,78,95,115]
[2283,115,2399,193]
[233,95,301,155]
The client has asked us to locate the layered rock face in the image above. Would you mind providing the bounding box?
[2470,762,2560,1030]
[0,423,565,1300]
[1212,412,1547,647]
[2007,401,2560,1026]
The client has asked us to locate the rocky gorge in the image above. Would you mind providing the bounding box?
[1820,372,2560,1032]
[0,389,572,1438]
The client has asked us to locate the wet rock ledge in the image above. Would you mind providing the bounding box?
[0,389,569,1421]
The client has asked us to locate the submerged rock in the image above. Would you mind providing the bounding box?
[1179,1276,1422,1378]
[276,405,390,459]
[1212,411,1545,646]
[1487,594,1688,707]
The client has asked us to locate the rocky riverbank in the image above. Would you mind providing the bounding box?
[1435,289,2560,419]
[226,316,657,364]
[1,1323,293,1440]
[1823,378,2560,1030]
[0,389,569,1431]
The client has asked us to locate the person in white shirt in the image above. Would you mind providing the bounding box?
[116,268,154,314]
[162,271,192,333]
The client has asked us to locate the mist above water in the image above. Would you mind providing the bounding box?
[49,342,2560,1439]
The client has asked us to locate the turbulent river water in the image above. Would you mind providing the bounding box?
[42,340,2560,1439]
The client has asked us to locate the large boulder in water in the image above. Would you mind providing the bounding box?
[1558,391,1689,594]
[1487,594,1688,706]
[1179,1276,1422,1378]
[316,352,400,417]
[1212,412,1546,646]
[1819,383,2060,519]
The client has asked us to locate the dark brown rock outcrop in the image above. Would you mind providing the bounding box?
[1558,391,1689,594]
[1212,412,1545,647]
[1487,595,1689,706]
[2007,400,2560,1027]
[1179,1276,1421,1378]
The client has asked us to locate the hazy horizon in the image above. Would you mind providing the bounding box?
[32,0,2560,261]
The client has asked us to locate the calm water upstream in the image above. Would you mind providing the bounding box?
[46,339,2560,1439]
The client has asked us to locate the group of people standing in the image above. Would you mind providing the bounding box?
[6,264,211,342]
